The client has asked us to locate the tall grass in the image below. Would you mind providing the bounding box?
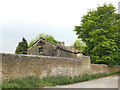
[2,72,119,88]
[42,73,107,85]
[2,76,44,88]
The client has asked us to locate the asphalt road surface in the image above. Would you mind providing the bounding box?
[46,74,119,88]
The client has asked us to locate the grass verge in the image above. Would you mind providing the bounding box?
[2,72,120,88]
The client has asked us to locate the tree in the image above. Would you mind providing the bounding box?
[116,14,120,65]
[74,4,119,65]
[15,37,28,54]
[74,40,85,52]
[28,33,58,47]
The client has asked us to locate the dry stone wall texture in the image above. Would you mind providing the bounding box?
[90,64,119,74]
[1,53,120,81]
[1,53,90,80]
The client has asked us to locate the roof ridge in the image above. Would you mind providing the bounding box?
[28,38,82,53]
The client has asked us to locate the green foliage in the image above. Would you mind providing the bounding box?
[43,76,74,85]
[2,72,119,88]
[15,37,28,54]
[28,33,58,48]
[74,4,119,65]
[74,40,85,51]
[107,71,120,76]
[90,73,107,79]
[42,73,107,85]
[2,76,44,88]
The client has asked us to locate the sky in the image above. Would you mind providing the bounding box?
[0,0,119,53]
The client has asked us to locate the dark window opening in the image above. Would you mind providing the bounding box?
[40,41,43,44]
[39,47,43,55]
[37,41,45,46]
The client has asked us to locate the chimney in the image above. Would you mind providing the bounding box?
[61,42,65,46]
[58,42,65,46]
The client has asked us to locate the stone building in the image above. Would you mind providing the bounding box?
[27,38,83,58]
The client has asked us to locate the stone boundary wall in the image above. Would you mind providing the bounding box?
[1,53,90,81]
[1,53,120,81]
[90,64,120,74]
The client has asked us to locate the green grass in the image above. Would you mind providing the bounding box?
[2,72,120,88]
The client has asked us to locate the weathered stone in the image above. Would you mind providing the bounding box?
[27,38,82,58]
[90,64,119,74]
[1,53,120,81]
[1,53,89,80]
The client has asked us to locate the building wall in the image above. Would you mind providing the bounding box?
[1,53,120,81]
[28,39,77,58]
[27,39,56,56]
[27,42,38,55]
[43,41,56,56]
[54,49,77,58]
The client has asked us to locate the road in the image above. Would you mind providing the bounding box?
[46,74,119,88]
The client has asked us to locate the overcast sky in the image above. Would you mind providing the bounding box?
[0,0,119,53]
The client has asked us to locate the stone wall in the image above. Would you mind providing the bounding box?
[90,64,120,74]
[27,39,56,56]
[1,53,90,81]
[27,38,76,58]
[1,53,120,81]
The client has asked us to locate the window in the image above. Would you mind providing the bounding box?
[40,41,43,44]
[39,47,43,55]
[37,41,45,46]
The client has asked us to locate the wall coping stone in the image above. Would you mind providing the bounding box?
[1,53,81,61]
